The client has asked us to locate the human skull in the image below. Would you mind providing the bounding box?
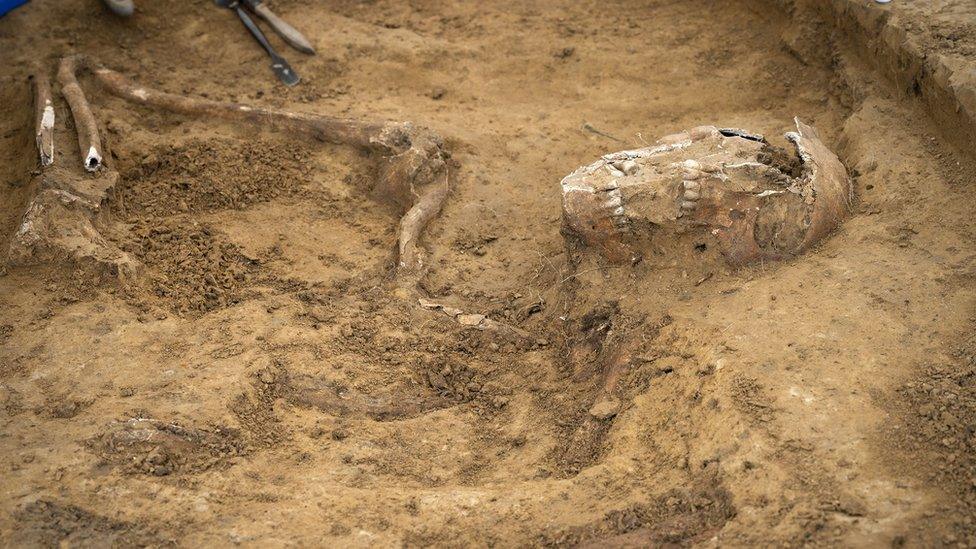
[560,118,852,266]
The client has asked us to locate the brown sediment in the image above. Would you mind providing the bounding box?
[5,1,974,545]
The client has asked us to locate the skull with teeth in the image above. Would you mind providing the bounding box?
[560,118,852,266]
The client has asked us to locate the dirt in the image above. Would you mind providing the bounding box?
[886,0,976,59]
[881,336,976,545]
[116,137,317,217]
[1,0,976,546]
[118,219,260,314]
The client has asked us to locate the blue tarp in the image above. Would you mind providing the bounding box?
[0,0,29,17]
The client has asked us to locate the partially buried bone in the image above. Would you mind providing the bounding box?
[76,54,448,209]
[15,56,450,283]
[75,57,533,338]
[561,120,853,266]
[58,56,104,172]
[13,57,526,341]
[10,63,134,276]
[7,166,137,277]
[61,55,451,274]
[31,73,54,167]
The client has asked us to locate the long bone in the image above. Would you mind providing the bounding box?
[56,55,533,344]
[31,73,55,167]
[58,55,448,278]
[58,56,104,172]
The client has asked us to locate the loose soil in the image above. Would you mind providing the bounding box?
[1,0,975,546]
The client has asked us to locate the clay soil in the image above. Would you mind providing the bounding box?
[2,0,976,546]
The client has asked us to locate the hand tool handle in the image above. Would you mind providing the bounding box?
[235,5,301,86]
[252,2,316,55]
[235,4,276,57]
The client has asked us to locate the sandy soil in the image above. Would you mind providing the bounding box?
[1,0,975,546]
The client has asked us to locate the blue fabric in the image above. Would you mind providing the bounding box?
[0,0,29,17]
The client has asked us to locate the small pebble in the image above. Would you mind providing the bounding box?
[152,465,171,476]
[588,399,621,420]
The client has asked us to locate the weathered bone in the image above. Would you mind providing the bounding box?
[398,172,450,280]
[54,56,453,278]
[58,56,103,172]
[788,120,854,251]
[8,60,136,274]
[418,297,535,344]
[6,167,137,277]
[287,376,452,421]
[31,73,55,167]
[73,55,403,157]
[91,66,383,148]
[42,57,529,341]
[561,119,852,266]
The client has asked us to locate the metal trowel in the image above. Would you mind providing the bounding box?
[215,0,301,86]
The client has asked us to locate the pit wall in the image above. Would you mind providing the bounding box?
[773,0,976,159]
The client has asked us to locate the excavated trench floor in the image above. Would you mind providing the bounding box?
[1,0,975,545]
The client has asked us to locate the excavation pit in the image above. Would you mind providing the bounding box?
[1,0,975,545]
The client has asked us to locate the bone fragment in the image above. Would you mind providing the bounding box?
[418,297,535,344]
[32,73,55,167]
[397,172,450,280]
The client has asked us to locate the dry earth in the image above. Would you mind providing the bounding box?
[1,0,975,546]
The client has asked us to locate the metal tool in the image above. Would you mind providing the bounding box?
[102,0,134,17]
[215,0,303,86]
[241,0,315,55]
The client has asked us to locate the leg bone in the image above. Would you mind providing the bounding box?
[31,73,54,167]
[58,56,532,343]
[58,56,103,172]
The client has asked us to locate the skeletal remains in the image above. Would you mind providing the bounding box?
[561,123,853,266]
[11,55,537,352]
[560,123,852,421]
[13,56,449,282]
[10,58,852,355]
[8,57,855,424]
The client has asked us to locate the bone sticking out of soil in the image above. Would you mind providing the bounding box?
[397,171,450,277]
[31,72,54,167]
[4,0,976,545]
[57,56,103,172]
[81,56,384,148]
[63,56,529,343]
